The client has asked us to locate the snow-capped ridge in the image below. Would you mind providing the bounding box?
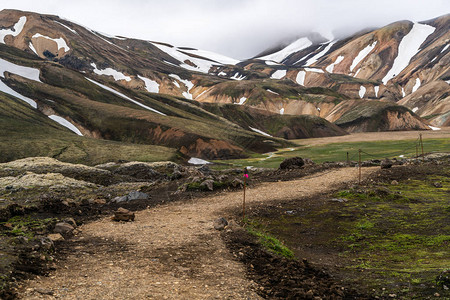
[257,37,312,63]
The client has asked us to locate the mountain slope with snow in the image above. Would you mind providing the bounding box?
[0,8,447,164]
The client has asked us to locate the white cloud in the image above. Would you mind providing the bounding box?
[2,0,449,59]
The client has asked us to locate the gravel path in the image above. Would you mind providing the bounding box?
[19,167,378,299]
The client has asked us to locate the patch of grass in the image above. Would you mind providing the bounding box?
[213,138,449,169]
[247,163,450,297]
[1,216,57,238]
[245,219,295,259]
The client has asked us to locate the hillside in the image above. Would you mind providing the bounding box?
[0,9,446,162]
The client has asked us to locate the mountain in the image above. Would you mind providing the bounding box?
[0,9,446,163]
[234,15,450,126]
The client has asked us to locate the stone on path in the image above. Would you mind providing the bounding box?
[213,217,228,230]
[112,207,135,222]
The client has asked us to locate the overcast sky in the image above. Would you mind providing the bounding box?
[2,0,449,59]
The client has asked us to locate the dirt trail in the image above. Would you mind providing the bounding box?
[19,167,378,299]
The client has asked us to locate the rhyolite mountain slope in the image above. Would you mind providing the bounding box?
[0,9,446,162]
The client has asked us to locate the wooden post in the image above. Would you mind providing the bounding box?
[358,149,362,185]
[243,168,248,221]
[346,152,350,166]
[420,133,424,161]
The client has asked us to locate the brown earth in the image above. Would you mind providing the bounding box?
[292,127,450,146]
[17,167,377,299]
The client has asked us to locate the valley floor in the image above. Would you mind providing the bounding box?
[17,167,377,299]
[293,127,450,147]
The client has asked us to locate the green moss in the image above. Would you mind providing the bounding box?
[245,220,295,259]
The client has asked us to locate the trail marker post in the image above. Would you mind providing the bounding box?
[420,133,424,161]
[358,149,362,185]
[243,168,248,221]
[346,152,350,166]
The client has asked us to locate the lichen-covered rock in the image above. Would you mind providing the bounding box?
[200,179,214,191]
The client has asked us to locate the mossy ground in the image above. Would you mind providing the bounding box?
[246,162,449,299]
[211,138,449,169]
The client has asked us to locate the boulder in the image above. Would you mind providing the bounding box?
[54,222,74,237]
[433,181,443,188]
[111,191,149,203]
[127,191,149,201]
[279,157,305,169]
[213,217,228,230]
[231,178,244,188]
[200,179,214,191]
[62,218,77,227]
[112,207,135,222]
[380,159,393,169]
[113,163,162,180]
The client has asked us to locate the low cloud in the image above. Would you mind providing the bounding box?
[3,0,449,59]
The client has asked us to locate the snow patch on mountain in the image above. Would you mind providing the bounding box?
[429,125,441,130]
[0,16,26,44]
[53,21,78,34]
[152,42,227,73]
[265,61,281,66]
[169,74,194,100]
[304,68,324,73]
[359,86,366,98]
[374,86,379,98]
[350,41,377,71]
[412,107,419,113]
[230,73,246,80]
[326,55,344,73]
[188,157,210,165]
[402,87,406,97]
[0,58,41,82]
[257,37,312,63]
[32,33,70,52]
[271,70,286,79]
[28,42,38,56]
[0,79,37,108]
[138,75,159,93]
[91,63,131,82]
[412,78,421,93]
[235,97,247,105]
[266,89,279,95]
[296,70,306,86]
[441,44,449,53]
[353,68,361,77]
[48,115,83,136]
[280,107,284,115]
[249,127,272,137]
[218,71,227,76]
[382,23,435,85]
[85,77,166,115]
[305,41,336,66]
[180,48,239,65]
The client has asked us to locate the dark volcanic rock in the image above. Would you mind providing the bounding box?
[279,157,305,169]
[111,191,149,203]
[213,217,228,230]
[381,159,393,169]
